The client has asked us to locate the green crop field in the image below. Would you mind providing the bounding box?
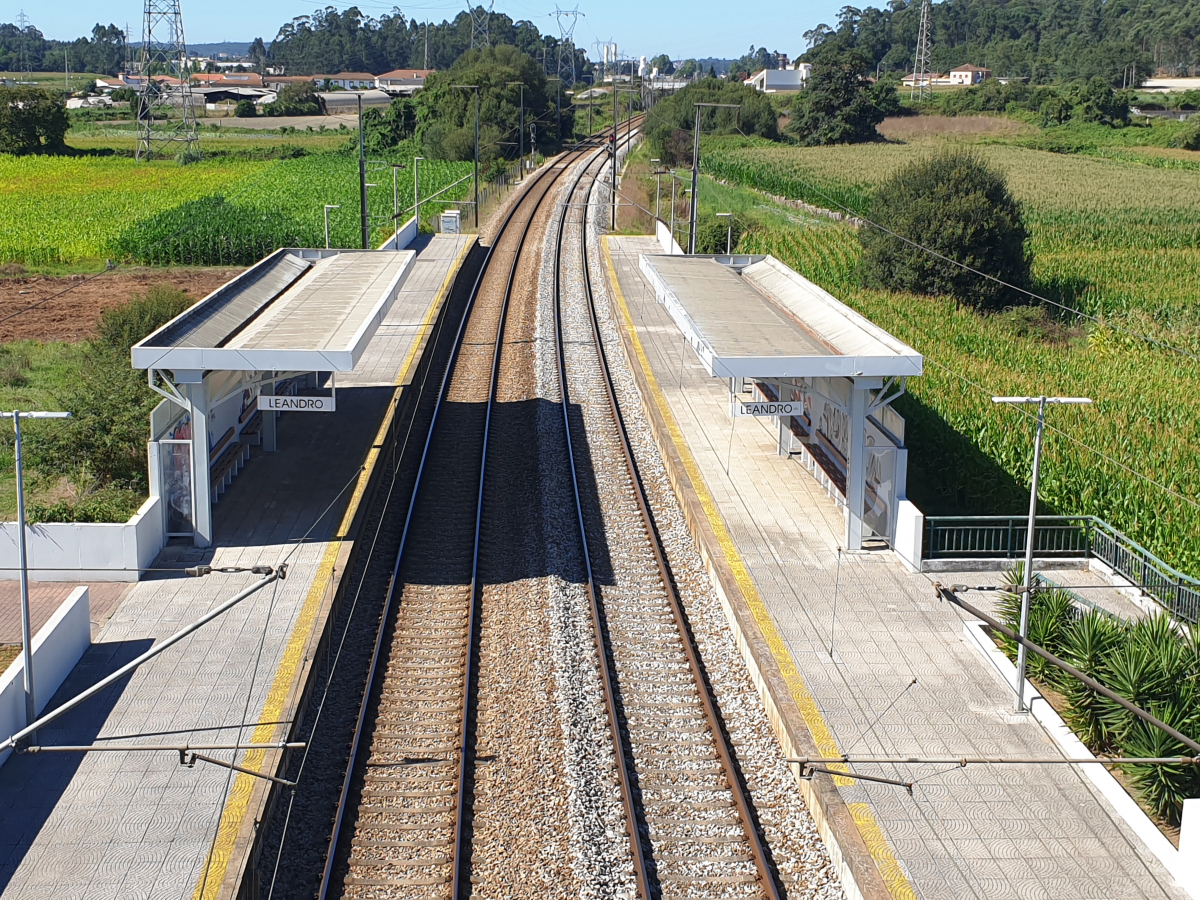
[700,135,1200,574]
[1,145,473,269]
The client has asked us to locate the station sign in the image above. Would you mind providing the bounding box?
[258,395,336,412]
[730,399,800,418]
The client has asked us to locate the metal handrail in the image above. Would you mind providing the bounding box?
[923,514,1200,624]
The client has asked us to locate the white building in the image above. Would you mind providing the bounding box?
[948,64,991,85]
[745,64,810,93]
[375,69,432,95]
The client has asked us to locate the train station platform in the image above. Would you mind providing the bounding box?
[0,234,472,900]
[602,235,1190,900]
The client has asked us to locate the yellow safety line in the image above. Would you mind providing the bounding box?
[601,237,916,900]
[191,236,473,900]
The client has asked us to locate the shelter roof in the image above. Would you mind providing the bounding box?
[638,254,923,379]
[132,249,414,373]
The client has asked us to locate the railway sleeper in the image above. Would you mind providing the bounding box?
[347,856,451,867]
[359,789,457,800]
[351,838,452,849]
[343,875,450,886]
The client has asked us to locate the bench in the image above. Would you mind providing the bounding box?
[209,426,250,502]
[239,409,264,445]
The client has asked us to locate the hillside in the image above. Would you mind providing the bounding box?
[803,0,1200,85]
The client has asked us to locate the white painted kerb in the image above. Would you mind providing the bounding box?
[0,586,91,766]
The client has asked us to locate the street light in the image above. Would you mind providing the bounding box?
[414,156,424,231]
[716,212,732,254]
[689,102,740,254]
[1,410,71,733]
[651,158,662,221]
[391,164,406,249]
[453,85,480,228]
[506,81,524,171]
[324,204,340,249]
[992,395,1092,713]
[565,90,575,143]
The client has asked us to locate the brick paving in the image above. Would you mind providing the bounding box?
[0,236,468,900]
[606,236,1187,900]
[0,584,128,646]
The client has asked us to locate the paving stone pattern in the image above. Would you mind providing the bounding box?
[0,584,128,644]
[0,238,463,900]
[607,237,1187,900]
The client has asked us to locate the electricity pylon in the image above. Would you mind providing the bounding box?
[16,11,32,83]
[135,0,199,160]
[910,0,933,103]
[552,6,584,87]
[469,2,493,50]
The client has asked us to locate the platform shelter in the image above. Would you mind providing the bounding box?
[132,247,415,547]
[638,253,922,550]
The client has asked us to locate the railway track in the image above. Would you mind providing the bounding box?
[318,113,781,900]
[552,146,782,899]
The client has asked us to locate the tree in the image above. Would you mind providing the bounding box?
[248,37,268,71]
[0,87,69,155]
[644,79,777,165]
[264,82,323,116]
[860,151,1032,310]
[694,213,745,253]
[234,98,258,117]
[649,53,674,74]
[786,57,894,145]
[1072,76,1130,126]
[416,45,559,163]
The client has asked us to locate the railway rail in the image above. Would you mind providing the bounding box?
[316,114,781,900]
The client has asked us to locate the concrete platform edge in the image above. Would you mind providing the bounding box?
[197,237,478,900]
[600,238,908,900]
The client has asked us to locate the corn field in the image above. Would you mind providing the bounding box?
[2,151,474,269]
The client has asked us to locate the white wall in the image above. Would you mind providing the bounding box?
[656,218,685,255]
[377,216,419,251]
[893,499,924,572]
[0,497,165,582]
[0,586,90,766]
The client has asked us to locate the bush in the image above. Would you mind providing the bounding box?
[0,87,70,155]
[859,150,1031,310]
[644,79,777,166]
[264,82,323,117]
[1171,118,1200,151]
[24,286,194,493]
[694,213,745,254]
[28,487,145,524]
[110,87,138,105]
[234,99,258,118]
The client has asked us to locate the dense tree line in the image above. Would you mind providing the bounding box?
[264,5,588,79]
[0,23,126,76]
[801,0,1200,85]
[644,78,777,165]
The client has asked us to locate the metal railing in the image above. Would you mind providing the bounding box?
[924,515,1200,624]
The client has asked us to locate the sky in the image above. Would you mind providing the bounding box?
[14,0,841,62]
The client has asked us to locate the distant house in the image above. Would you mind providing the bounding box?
[902,71,951,86]
[376,69,432,95]
[265,75,317,92]
[191,72,265,88]
[316,72,377,90]
[949,64,991,85]
[745,64,810,93]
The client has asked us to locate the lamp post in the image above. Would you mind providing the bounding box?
[324,204,340,249]
[565,90,575,143]
[357,92,369,249]
[391,163,406,249]
[651,158,662,221]
[992,395,1092,713]
[506,81,524,171]
[414,157,424,231]
[2,410,71,732]
[453,85,480,229]
[716,211,732,254]
[669,174,677,246]
[689,102,740,254]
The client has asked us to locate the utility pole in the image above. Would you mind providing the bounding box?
[468,1,493,49]
[414,156,424,229]
[507,82,525,169]
[610,83,618,229]
[455,85,480,228]
[3,410,71,734]
[911,0,933,103]
[992,395,1092,713]
[392,163,405,248]
[424,21,429,69]
[652,158,662,220]
[358,93,369,248]
[324,204,340,249]
[688,102,740,254]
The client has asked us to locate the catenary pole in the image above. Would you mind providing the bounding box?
[992,395,1091,712]
[358,93,369,249]
[688,102,740,254]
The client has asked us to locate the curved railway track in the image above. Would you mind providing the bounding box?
[552,146,782,900]
[318,115,782,900]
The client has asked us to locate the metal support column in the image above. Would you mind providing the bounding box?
[262,377,277,452]
[845,383,867,550]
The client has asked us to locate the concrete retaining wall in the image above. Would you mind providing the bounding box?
[0,497,165,582]
[0,586,91,766]
[377,216,420,251]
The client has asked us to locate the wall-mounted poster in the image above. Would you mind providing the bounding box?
[161,441,193,537]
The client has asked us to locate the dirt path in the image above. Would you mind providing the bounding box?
[0,267,243,343]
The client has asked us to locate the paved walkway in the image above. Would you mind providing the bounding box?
[0,235,470,900]
[604,236,1187,900]
[0,584,128,645]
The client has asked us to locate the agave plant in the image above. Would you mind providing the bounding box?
[1060,610,1125,750]
[1118,698,1200,825]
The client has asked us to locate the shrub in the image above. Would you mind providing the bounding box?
[786,59,894,146]
[644,79,777,166]
[24,286,194,492]
[1171,118,1200,151]
[234,99,258,118]
[859,150,1031,310]
[0,87,70,155]
[694,213,745,254]
[28,487,145,524]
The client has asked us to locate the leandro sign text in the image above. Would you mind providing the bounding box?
[258,395,337,413]
[731,400,799,418]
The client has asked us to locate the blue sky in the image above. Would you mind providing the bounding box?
[17,0,838,61]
